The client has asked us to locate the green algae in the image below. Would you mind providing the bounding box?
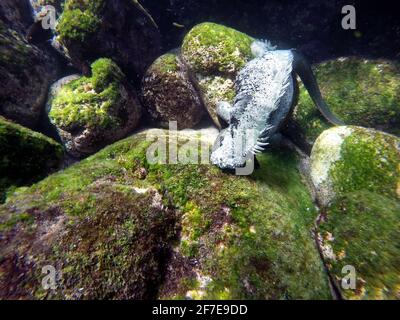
[49,58,125,130]
[182,22,254,76]
[56,0,105,43]
[291,58,400,145]
[319,190,400,300]
[0,117,64,204]
[0,131,330,299]
[329,128,400,200]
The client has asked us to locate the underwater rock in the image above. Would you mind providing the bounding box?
[311,126,400,299]
[317,190,400,300]
[286,58,400,152]
[181,22,254,127]
[310,126,400,207]
[0,116,63,203]
[48,58,142,158]
[0,182,179,299]
[55,0,161,83]
[0,129,330,299]
[46,74,81,113]
[141,52,204,129]
[0,0,33,35]
[0,20,57,128]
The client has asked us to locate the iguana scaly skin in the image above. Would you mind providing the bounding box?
[211,41,344,170]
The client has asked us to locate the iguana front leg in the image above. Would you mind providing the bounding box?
[216,101,233,124]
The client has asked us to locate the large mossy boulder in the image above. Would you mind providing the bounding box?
[286,58,400,152]
[48,58,142,158]
[310,126,400,207]
[55,0,161,82]
[0,129,330,299]
[0,20,57,128]
[141,52,205,129]
[310,126,400,299]
[0,116,63,203]
[181,22,254,127]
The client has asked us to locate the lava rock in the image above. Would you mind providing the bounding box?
[0,20,57,128]
[48,58,142,158]
[310,126,400,207]
[55,0,161,83]
[0,0,33,35]
[0,116,63,203]
[285,58,400,152]
[0,129,330,299]
[141,52,204,129]
[311,126,400,299]
[181,22,254,127]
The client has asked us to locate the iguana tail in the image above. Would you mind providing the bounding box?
[292,50,345,126]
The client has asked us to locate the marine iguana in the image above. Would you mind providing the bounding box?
[210,40,345,171]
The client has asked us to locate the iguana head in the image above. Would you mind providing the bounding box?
[211,128,246,169]
[211,128,254,170]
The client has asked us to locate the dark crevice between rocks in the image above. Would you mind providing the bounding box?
[313,209,343,300]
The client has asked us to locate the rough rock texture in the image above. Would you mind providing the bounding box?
[48,58,142,158]
[55,0,161,83]
[181,22,254,127]
[318,191,400,300]
[0,129,330,300]
[286,58,400,152]
[141,52,204,129]
[0,116,63,203]
[0,0,33,35]
[310,126,400,299]
[310,126,400,207]
[0,20,57,128]
[143,0,400,63]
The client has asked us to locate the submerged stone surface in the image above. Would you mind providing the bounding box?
[0,129,330,299]
[141,52,204,129]
[0,20,57,128]
[181,22,254,127]
[55,0,161,82]
[310,126,400,207]
[48,58,142,158]
[310,126,400,299]
[0,116,63,203]
[286,58,400,151]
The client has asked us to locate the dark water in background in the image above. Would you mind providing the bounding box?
[143,0,400,63]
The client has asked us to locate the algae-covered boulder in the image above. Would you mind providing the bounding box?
[0,20,57,128]
[310,126,400,299]
[287,58,400,151]
[141,52,204,129]
[55,0,161,81]
[310,126,400,207]
[0,129,330,299]
[182,22,254,76]
[318,191,400,300]
[0,116,63,203]
[48,58,142,158]
[181,22,254,127]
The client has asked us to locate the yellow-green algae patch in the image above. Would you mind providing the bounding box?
[313,127,400,300]
[49,58,125,131]
[319,191,400,300]
[289,58,400,147]
[56,0,105,44]
[0,116,63,204]
[181,22,255,127]
[0,130,330,299]
[182,22,254,76]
